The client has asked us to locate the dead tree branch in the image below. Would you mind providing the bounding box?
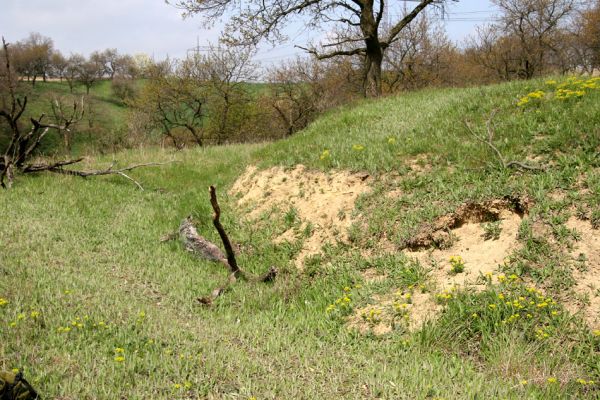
[465,109,545,172]
[209,185,240,275]
[171,186,277,305]
[21,159,175,190]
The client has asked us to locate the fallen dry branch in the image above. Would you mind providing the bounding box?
[465,109,545,172]
[22,159,175,190]
[173,186,277,305]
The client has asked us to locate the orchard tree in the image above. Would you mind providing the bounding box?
[492,0,579,78]
[170,0,456,97]
[183,46,257,144]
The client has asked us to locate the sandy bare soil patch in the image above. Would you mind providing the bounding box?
[564,217,600,328]
[350,200,525,335]
[230,165,370,267]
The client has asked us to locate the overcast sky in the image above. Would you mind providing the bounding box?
[1,0,498,64]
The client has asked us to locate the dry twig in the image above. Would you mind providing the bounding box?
[22,159,175,190]
[465,109,545,172]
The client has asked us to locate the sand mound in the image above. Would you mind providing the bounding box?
[406,208,523,290]
[350,200,525,335]
[230,165,370,267]
[564,217,600,328]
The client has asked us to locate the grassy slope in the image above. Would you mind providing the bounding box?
[1,77,599,399]
[18,80,130,155]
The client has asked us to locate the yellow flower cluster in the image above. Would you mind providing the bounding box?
[114,347,126,362]
[57,316,109,333]
[326,285,360,314]
[362,307,383,324]
[535,328,550,340]
[577,378,595,385]
[517,90,545,106]
[518,76,599,106]
[7,310,41,328]
[392,290,412,322]
[0,297,8,307]
[555,88,585,100]
[320,149,330,161]
[449,255,465,274]
[352,144,365,151]
[436,287,457,304]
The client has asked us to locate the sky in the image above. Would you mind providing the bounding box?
[0,0,498,65]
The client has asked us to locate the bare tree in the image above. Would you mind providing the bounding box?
[1,38,83,188]
[383,11,457,91]
[133,59,206,147]
[12,32,54,85]
[169,0,456,97]
[78,58,104,94]
[50,96,85,152]
[64,53,84,93]
[491,0,579,78]
[266,58,323,136]
[50,51,68,81]
[185,46,257,144]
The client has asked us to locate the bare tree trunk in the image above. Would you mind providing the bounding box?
[364,45,383,97]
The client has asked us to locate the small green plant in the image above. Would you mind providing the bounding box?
[449,255,465,274]
[284,206,299,228]
[481,221,502,240]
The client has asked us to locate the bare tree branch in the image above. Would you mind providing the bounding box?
[465,109,545,172]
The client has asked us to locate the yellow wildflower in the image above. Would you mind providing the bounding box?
[0,298,8,307]
[547,377,557,384]
[352,144,365,151]
[114,356,125,362]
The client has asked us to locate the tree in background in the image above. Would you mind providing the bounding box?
[78,58,104,94]
[133,59,206,147]
[50,51,68,81]
[184,46,257,144]
[581,1,600,70]
[12,32,54,85]
[169,0,456,97]
[473,0,580,79]
[383,11,458,91]
[64,54,85,93]
[266,58,323,137]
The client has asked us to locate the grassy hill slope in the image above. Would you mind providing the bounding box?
[1,77,599,399]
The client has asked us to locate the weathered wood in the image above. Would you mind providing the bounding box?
[179,216,228,266]
[209,185,239,274]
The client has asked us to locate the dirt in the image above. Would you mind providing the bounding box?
[404,197,529,250]
[360,268,387,283]
[564,217,600,328]
[406,208,523,290]
[405,154,432,175]
[350,200,525,335]
[230,165,371,267]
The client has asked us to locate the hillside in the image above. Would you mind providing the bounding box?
[1,76,600,399]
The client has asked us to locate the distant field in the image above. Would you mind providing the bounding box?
[1,76,599,399]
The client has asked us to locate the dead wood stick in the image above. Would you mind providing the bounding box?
[22,159,175,190]
[464,110,545,172]
[209,185,240,275]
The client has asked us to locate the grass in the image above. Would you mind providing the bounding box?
[10,79,135,156]
[1,76,600,398]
